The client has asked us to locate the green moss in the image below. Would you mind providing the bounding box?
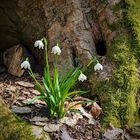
[0,115,35,140]
[123,0,140,57]
[92,0,140,127]
[0,97,36,140]
[126,93,137,125]
[93,35,139,127]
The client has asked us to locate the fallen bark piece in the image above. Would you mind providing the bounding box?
[12,105,32,114]
[44,123,62,132]
[16,81,34,88]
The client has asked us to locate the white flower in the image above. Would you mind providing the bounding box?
[34,40,44,49]
[78,72,87,82]
[51,45,61,55]
[94,63,103,71]
[21,60,31,69]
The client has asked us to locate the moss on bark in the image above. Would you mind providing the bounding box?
[0,96,36,140]
[92,1,140,128]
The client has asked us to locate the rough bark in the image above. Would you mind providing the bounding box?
[0,0,140,128]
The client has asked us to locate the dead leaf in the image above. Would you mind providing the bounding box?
[17,96,26,101]
[65,101,82,110]
[61,126,75,140]
[22,90,31,95]
[91,102,102,118]
[30,89,40,95]
[103,128,123,140]
[16,81,34,88]
[34,100,47,105]
[44,123,62,132]
[60,117,77,127]
[78,107,95,124]
[30,116,48,122]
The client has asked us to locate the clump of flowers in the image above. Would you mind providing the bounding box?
[21,37,103,119]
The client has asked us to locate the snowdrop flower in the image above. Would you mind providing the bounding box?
[21,60,31,69]
[34,40,44,49]
[94,63,103,71]
[78,72,87,82]
[51,45,61,55]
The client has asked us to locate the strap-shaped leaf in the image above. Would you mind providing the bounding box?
[27,96,44,104]
[43,77,51,94]
[53,66,61,98]
[49,94,56,105]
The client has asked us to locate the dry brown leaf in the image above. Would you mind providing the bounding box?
[16,81,34,88]
[91,102,102,118]
[65,101,82,110]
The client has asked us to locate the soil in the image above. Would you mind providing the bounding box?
[1,72,138,140]
[0,72,103,140]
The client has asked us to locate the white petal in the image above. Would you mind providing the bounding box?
[21,61,31,70]
[78,73,87,82]
[34,41,39,47]
[51,45,61,55]
[34,40,44,49]
[94,63,103,71]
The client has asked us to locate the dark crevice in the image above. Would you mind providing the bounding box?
[70,47,79,67]
[95,39,107,56]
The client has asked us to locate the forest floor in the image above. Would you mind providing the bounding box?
[0,72,139,140]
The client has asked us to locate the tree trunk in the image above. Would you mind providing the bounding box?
[0,0,140,128]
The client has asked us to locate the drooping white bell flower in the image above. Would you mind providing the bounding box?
[34,40,44,49]
[51,45,61,55]
[21,60,31,70]
[78,72,87,82]
[94,63,103,71]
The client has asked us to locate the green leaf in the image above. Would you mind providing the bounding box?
[69,109,82,114]
[28,69,45,96]
[27,96,44,104]
[53,66,61,98]
[68,90,88,97]
[60,68,80,97]
[59,67,74,87]
[43,77,51,93]
[44,68,53,93]
[49,95,56,105]
[59,63,71,82]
